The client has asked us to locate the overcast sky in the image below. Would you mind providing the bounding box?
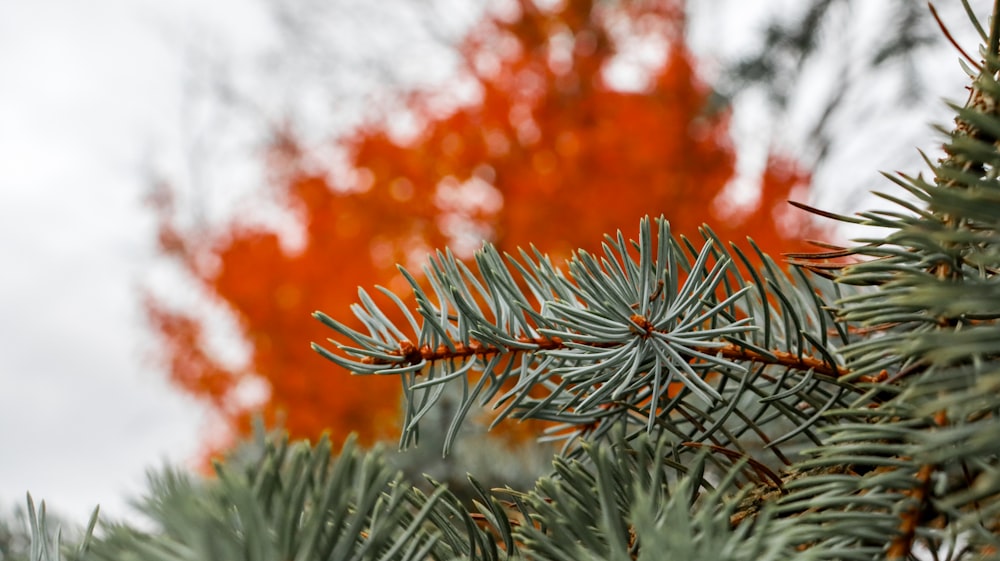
[0,0,984,528]
[0,0,276,524]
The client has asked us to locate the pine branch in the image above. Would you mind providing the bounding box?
[314,217,860,462]
[83,436,507,561]
[757,6,1000,557]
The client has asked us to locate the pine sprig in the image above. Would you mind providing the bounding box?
[84,436,506,561]
[502,433,800,561]
[759,6,1000,558]
[314,217,857,462]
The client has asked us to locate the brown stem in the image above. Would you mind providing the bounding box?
[363,335,851,380]
[886,410,947,559]
[928,2,983,72]
[681,441,785,491]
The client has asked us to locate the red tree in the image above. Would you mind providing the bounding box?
[148,0,817,453]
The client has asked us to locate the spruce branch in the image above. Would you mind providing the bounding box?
[760,6,1000,558]
[497,433,801,561]
[84,435,507,561]
[19,494,96,561]
[314,217,859,466]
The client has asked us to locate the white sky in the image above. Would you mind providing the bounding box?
[0,0,276,524]
[0,0,985,529]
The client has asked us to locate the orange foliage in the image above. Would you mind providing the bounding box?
[148,0,818,452]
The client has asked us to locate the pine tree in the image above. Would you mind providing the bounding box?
[26,1,1000,559]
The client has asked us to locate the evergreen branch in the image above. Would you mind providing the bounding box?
[499,434,800,561]
[314,217,857,459]
[21,494,96,561]
[759,7,1000,556]
[83,436,505,561]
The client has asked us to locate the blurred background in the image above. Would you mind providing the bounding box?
[0,0,984,528]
